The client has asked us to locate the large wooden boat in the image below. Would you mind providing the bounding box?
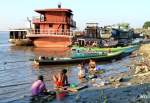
[33,51,123,65]
[26,4,76,47]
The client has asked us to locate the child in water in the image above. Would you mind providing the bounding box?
[77,63,86,79]
[89,59,96,72]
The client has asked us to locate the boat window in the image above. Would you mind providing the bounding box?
[119,32,129,39]
[10,31,14,39]
[40,15,43,21]
[71,49,76,51]
[23,31,26,39]
[62,24,64,32]
[15,31,18,39]
[49,24,53,28]
[18,31,21,39]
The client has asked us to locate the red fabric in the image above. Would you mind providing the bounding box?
[55,81,64,87]
[56,92,67,100]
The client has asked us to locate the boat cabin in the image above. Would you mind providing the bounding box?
[76,23,101,47]
[9,29,32,46]
[75,24,117,47]
[111,28,134,46]
[9,29,28,40]
[32,4,76,35]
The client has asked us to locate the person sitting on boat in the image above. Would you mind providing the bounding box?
[92,41,98,47]
[53,69,69,89]
[31,75,47,96]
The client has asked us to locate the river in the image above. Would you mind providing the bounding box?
[0,32,135,103]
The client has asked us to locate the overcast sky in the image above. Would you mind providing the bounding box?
[0,0,149,30]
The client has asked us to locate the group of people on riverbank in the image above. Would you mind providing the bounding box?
[31,59,98,96]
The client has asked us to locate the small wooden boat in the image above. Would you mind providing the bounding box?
[30,91,56,102]
[34,51,123,66]
[30,84,88,102]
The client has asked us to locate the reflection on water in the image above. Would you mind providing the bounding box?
[0,38,80,103]
[9,46,71,57]
[33,47,71,57]
[0,32,137,103]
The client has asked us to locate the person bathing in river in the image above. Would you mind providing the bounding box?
[89,59,96,72]
[53,69,69,88]
[31,75,48,96]
[88,59,99,78]
[77,63,86,79]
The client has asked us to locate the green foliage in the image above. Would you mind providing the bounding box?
[95,70,105,74]
[143,21,150,29]
[118,23,130,29]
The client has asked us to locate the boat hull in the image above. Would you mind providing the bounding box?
[34,51,123,65]
[9,39,33,46]
[29,36,72,47]
[34,45,139,66]
[72,45,138,52]
[121,45,139,57]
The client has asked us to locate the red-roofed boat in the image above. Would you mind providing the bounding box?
[27,4,76,47]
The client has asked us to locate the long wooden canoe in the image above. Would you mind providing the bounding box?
[34,51,123,66]
[71,45,139,53]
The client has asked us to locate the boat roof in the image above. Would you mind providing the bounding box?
[35,8,72,14]
[112,28,132,32]
[9,29,29,32]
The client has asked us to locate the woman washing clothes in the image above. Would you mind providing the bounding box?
[53,69,69,89]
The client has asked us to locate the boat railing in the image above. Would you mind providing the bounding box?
[28,29,75,37]
[32,16,76,27]
[32,16,67,23]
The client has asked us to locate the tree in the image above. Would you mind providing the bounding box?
[118,23,130,30]
[143,21,150,29]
